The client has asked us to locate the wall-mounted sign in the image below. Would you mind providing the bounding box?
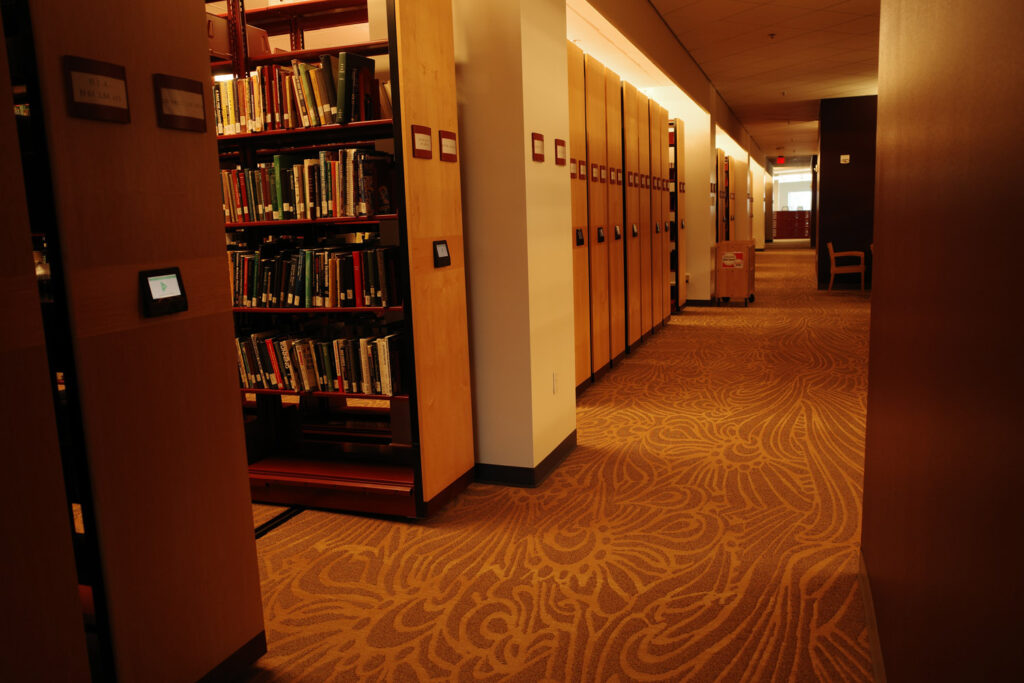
[62,55,129,123]
[153,74,205,132]
[554,139,567,165]
[840,154,851,164]
[531,132,544,162]
[439,130,458,162]
[411,124,432,159]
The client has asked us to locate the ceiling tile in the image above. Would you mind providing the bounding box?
[663,0,759,26]
[829,15,881,34]
[825,0,881,16]
[718,5,815,27]
[784,9,868,30]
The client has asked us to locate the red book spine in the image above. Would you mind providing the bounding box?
[265,339,284,389]
[234,169,248,222]
[260,168,272,218]
[270,64,279,130]
[232,170,247,222]
[352,251,364,308]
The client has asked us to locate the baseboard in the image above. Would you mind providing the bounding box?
[610,350,626,366]
[685,299,716,307]
[858,551,888,683]
[424,468,474,516]
[197,631,267,683]
[575,376,592,396]
[474,430,577,488]
[592,362,610,383]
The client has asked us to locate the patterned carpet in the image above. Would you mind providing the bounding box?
[240,248,874,682]
[253,504,289,529]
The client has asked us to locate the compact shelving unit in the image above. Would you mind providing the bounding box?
[214,0,474,517]
[669,118,686,309]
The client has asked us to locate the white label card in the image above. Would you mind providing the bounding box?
[570,161,578,174]
[414,132,431,152]
[441,136,458,156]
[533,139,544,155]
[160,87,204,119]
[70,71,127,108]
[556,145,566,161]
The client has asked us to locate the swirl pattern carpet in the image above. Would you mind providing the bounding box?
[240,248,874,682]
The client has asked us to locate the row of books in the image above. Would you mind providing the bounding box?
[220,149,393,223]
[236,331,404,396]
[213,52,383,136]
[229,246,401,309]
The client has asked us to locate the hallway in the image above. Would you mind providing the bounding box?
[242,248,874,682]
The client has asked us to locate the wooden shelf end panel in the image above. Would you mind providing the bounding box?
[568,41,591,386]
[393,0,475,502]
[605,68,625,360]
[585,54,610,372]
[622,81,642,347]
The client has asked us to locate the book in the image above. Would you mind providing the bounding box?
[336,52,376,124]
[221,150,393,224]
[234,330,403,396]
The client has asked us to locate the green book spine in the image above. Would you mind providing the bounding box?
[298,63,320,126]
[335,53,349,124]
[273,154,284,220]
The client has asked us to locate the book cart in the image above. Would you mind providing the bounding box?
[213,0,474,517]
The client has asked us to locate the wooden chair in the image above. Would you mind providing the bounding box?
[827,241,865,290]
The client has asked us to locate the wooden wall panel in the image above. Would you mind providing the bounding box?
[605,70,625,361]
[674,119,687,307]
[661,107,671,321]
[862,0,1024,679]
[584,55,609,373]
[622,82,642,347]
[816,96,877,289]
[394,0,476,500]
[637,92,652,335]
[567,42,591,387]
[649,102,662,327]
[28,1,264,679]
[0,19,91,682]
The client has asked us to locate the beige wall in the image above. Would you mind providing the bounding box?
[862,0,1024,679]
[522,0,577,464]
[453,0,576,469]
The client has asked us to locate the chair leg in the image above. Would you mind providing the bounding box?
[829,273,834,291]
[860,272,864,290]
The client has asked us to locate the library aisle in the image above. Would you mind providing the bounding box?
[240,249,873,682]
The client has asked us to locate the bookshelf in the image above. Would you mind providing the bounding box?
[215,0,474,517]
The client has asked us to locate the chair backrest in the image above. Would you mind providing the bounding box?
[826,242,836,259]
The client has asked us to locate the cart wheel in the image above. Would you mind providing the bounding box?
[750,294,755,303]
